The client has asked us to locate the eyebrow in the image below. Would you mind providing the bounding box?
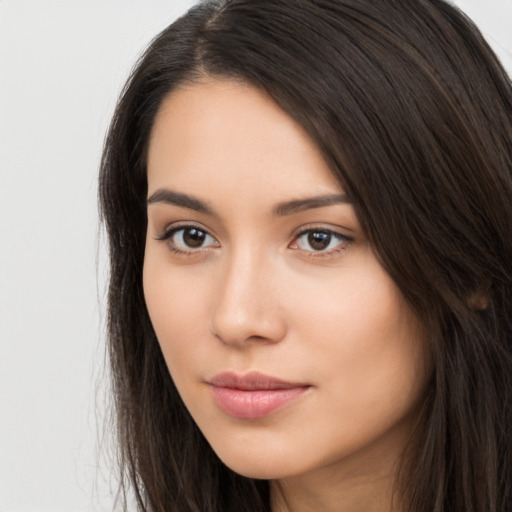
[147,188,350,216]
[272,194,351,216]
[147,189,213,214]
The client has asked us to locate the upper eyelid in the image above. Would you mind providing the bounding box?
[290,224,354,240]
[294,229,348,241]
[155,221,217,241]
[291,230,352,246]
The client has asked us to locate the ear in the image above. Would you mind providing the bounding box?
[468,287,490,310]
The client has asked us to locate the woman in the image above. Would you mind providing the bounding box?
[99,0,512,510]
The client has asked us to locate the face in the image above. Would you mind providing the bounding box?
[143,78,432,483]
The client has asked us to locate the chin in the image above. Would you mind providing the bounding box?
[221,459,291,480]
[211,443,299,480]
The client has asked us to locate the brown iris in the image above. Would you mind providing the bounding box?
[183,228,206,248]
[308,231,331,251]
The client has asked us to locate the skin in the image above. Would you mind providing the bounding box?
[143,78,432,512]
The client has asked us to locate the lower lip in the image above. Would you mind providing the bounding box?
[210,385,309,419]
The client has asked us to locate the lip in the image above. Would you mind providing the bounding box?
[208,371,311,419]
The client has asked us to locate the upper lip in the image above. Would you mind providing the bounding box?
[208,371,309,391]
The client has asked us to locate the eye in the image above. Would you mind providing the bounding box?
[157,225,219,252]
[290,228,352,255]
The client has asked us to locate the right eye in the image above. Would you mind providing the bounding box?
[157,225,219,253]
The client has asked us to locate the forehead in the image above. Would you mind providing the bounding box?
[146,78,342,199]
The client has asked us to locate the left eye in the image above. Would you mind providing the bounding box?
[165,226,218,250]
[293,230,349,252]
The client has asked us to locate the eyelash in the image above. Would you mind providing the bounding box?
[155,223,219,255]
[290,227,353,258]
[155,224,354,258]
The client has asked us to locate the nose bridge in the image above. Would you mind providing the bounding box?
[211,243,285,346]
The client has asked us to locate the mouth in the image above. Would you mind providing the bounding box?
[207,371,311,419]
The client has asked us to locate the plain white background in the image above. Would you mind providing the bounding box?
[0,1,510,511]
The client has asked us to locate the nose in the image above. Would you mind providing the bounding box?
[211,249,287,347]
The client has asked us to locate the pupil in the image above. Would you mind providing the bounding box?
[308,231,330,250]
[183,228,206,248]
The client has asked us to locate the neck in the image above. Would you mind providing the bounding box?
[271,471,399,512]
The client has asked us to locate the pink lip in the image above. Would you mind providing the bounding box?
[208,371,310,419]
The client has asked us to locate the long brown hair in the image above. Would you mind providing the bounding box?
[99,1,512,510]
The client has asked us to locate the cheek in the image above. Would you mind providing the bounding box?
[284,271,430,466]
[290,255,430,407]
[142,249,214,372]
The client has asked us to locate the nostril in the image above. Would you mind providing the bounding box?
[211,304,287,347]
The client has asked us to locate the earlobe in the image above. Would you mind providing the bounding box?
[468,289,490,310]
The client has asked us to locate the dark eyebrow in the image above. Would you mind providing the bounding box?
[147,189,350,216]
[147,189,213,214]
[272,194,351,216]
